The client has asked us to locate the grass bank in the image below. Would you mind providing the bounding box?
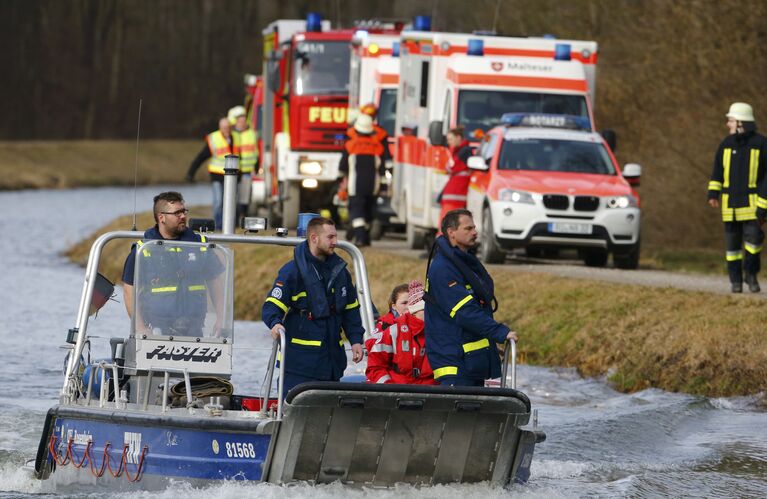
[67,213,767,399]
[0,140,199,190]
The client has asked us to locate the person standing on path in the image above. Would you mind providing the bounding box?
[708,102,767,293]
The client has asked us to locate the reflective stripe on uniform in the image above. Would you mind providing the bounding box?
[749,149,760,188]
[462,338,490,353]
[370,343,394,353]
[745,242,763,254]
[291,291,307,301]
[376,374,391,383]
[187,285,206,291]
[266,296,288,313]
[345,299,359,310]
[291,338,321,347]
[757,196,767,209]
[450,295,473,318]
[151,286,177,293]
[708,180,723,191]
[722,148,731,188]
[433,366,458,378]
[726,251,744,261]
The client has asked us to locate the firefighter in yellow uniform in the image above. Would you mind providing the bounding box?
[230,106,259,220]
[708,103,767,293]
[186,117,236,230]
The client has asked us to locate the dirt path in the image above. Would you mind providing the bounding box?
[370,235,762,298]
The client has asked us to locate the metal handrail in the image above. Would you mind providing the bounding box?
[140,366,192,412]
[259,330,286,420]
[500,339,517,390]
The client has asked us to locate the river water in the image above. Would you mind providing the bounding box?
[1,186,766,498]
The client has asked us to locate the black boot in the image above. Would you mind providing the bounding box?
[731,281,743,293]
[745,274,761,293]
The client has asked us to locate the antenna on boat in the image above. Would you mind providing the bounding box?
[131,99,143,231]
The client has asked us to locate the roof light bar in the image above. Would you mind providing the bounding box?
[467,39,484,56]
[554,43,571,61]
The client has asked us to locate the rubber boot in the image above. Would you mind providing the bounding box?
[745,274,761,293]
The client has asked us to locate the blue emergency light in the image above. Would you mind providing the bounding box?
[392,41,400,57]
[501,113,591,131]
[306,12,323,32]
[413,15,431,31]
[467,39,484,56]
[554,43,571,61]
[542,34,557,39]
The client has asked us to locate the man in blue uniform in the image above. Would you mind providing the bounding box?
[424,209,518,386]
[262,217,365,394]
[122,191,224,336]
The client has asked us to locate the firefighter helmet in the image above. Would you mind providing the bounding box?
[360,103,377,117]
[726,102,755,122]
[227,105,246,124]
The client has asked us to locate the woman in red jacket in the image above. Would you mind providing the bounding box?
[438,127,473,226]
[366,281,437,385]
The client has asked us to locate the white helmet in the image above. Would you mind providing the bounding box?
[726,102,755,122]
[354,114,374,134]
[227,105,246,124]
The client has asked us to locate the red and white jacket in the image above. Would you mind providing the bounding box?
[365,313,437,385]
[441,140,473,203]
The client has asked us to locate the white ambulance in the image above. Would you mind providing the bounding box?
[392,30,599,249]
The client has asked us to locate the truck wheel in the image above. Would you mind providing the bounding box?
[281,182,300,229]
[406,222,425,250]
[614,237,641,270]
[581,248,608,267]
[480,207,506,264]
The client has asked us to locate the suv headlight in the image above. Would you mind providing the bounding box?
[299,159,324,175]
[605,195,638,209]
[498,188,535,204]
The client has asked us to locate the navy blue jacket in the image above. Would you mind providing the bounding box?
[262,241,364,380]
[424,236,509,381]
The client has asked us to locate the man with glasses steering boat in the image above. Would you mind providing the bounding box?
[122,191,224,337]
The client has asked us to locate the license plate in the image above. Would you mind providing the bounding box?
[548,222,592,235]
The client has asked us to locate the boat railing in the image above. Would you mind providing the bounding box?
[259,329,286,419]
[500,339,517,389]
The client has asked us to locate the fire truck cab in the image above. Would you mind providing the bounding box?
[392,30,599,249]
[259,14,352,227]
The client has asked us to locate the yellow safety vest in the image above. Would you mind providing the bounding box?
[233,128,258,173]
[205,131,234,175]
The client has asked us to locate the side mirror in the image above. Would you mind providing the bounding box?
[601,129,617,152]
[467,156,489,171]
[428,120,445,146]
[622,163,641,187]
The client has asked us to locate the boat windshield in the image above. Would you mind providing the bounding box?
[293,41,350,96]
[498,138,616,175]
[458,90,589,134]
[132,240,234,340]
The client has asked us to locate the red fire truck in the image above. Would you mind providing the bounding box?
[258,14,353,226]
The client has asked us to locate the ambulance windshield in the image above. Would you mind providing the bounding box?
[498,138,615,175]
[458,90,588,133]
[378,88,397,137]
[293,41,350,96]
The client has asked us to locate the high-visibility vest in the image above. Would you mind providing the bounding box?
[205,131,234,175]
[233,128,258,173]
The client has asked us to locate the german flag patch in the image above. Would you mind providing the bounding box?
[275,281,284,287]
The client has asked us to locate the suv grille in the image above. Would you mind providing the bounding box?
[573,196,600,211]
[543,194,569,210]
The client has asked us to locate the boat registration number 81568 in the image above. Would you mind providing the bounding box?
[225,441,256,458]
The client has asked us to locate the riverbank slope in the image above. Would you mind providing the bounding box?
[67,212,767,398]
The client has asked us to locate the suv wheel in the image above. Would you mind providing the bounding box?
[581,248,608,267]
[480,207,506,264]
[614,237,640,270]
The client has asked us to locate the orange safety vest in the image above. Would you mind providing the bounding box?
[345,128,386,157]
[232,128,258,173]
[205,131,234,175]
